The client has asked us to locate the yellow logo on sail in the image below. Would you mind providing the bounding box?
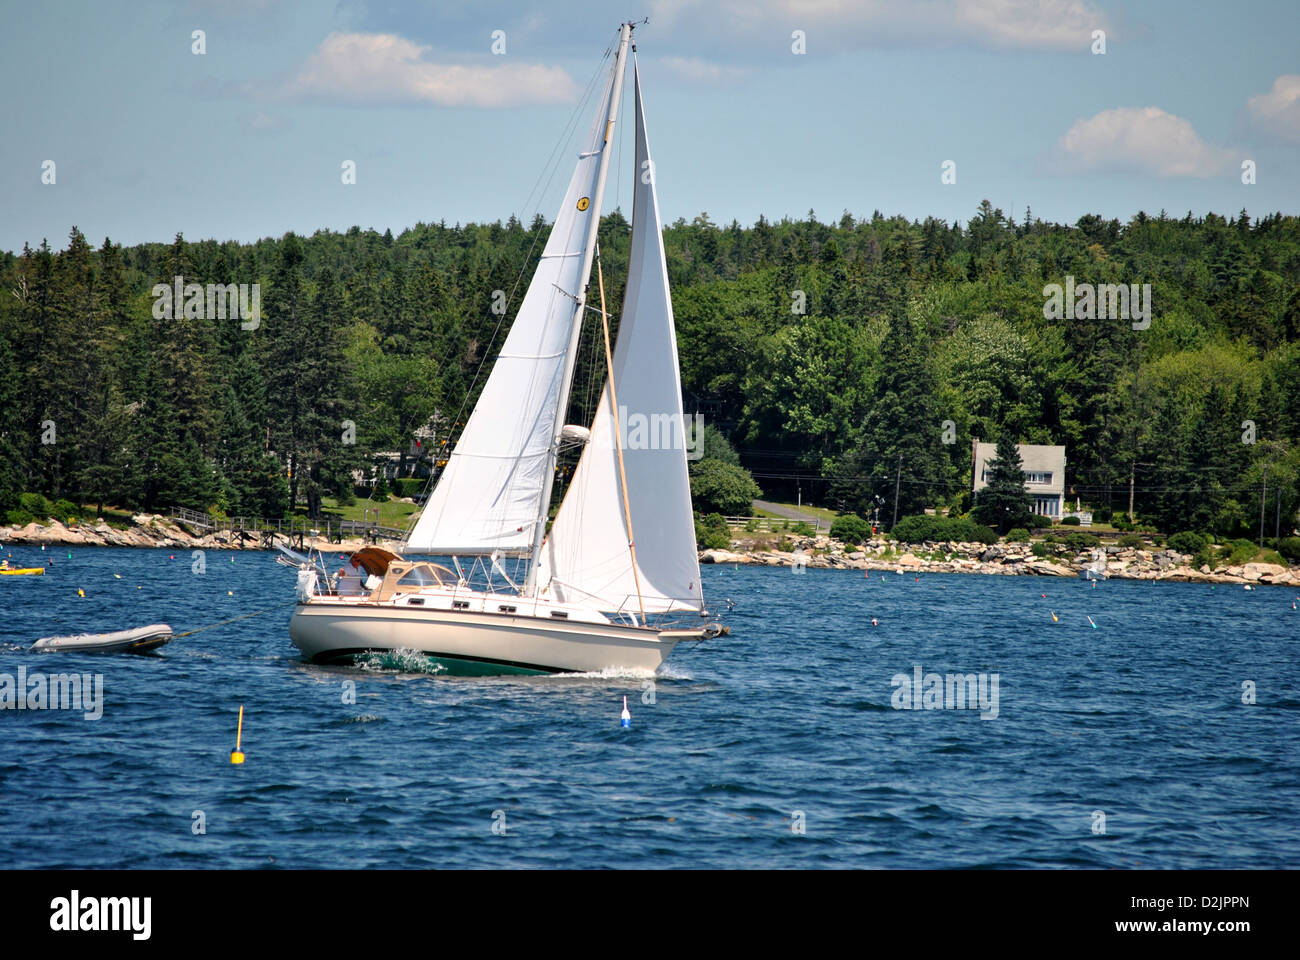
[576,197,590,211]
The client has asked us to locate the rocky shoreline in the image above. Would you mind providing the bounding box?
[700,535,1300,588]
[0,515,388,555]
[5,517,1297,588]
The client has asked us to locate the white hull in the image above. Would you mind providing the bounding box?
[289,600,697,674]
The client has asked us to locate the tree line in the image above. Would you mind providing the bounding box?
[1,201,1297,538]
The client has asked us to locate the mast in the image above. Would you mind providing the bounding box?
[525,21,634,594]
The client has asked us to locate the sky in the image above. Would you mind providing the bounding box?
[1,0,1298,254]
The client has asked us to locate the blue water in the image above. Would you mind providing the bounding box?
[2,547,1297,868]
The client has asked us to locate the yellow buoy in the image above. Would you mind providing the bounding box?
[77,588,85,597]
[1051,610,1058,622]
[230,704,245,764]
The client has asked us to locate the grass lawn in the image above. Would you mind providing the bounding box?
[752,501,840,523]
[317,497,420,528]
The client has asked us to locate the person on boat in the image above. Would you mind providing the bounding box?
[336,565,364,596]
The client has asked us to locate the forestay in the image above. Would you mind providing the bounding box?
[406,71,617,555]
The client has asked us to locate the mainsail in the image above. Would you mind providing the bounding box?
[536,62,704,614]
[405,68,618,555]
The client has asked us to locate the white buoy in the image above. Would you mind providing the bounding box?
[620,695,631,729]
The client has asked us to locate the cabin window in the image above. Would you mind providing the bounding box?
[452,600,469,610]
[407,598,424,606]
[498,604,517,613]
[550,611,569,619]
[396,565,441,588]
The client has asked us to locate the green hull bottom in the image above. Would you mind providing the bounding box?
[334,649,555,677]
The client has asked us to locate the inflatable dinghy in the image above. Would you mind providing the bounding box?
[31,623,174,654]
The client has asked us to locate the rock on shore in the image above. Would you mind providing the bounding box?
[0,514,393,555]
[6,518,1297,587]
[699,536,1300,587]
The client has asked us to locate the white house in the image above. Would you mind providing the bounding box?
[972,440,1066,519]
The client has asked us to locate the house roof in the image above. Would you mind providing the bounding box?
[973,442,1066,496]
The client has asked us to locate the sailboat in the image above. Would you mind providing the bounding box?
[288,23,725,674]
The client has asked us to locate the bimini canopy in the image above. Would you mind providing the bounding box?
[345,547,403,578]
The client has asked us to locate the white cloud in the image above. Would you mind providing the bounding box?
[1055,107,1236,177]
[655,56,750,84]
[283,32,579,108]
[649,0,1111,52]
[953,0,1107,50]
[1246,74,1300,143]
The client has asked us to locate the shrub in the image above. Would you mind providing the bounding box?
[19,493,52,519]
[1031,542,1051,557]
[1030,514,1053,528]
[371,477,391,501]
[6,509,34,526]
[1112,517,1132,531]
[52,499,80,523]
[1060,515,1081,526]
[1277,537,1300,562]
[791,521,814,536]
[1167,531,1206,556]
[744,518,759,533]
[830,513,872,545]
[393,478,424,499]
[1093,506,1113,522]
[1223,539,1259,566]
[688,459,762,515]
[695,512,732,550]
[1064,532,1100,551]
[1118,533,1143,549]
[892,514,997,545]
[1259,550,1287,566]
[1005,527,1030,542]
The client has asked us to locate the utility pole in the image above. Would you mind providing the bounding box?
[892,453,903,528]
[1126,463,1134,522]
[1259,463,1267,549]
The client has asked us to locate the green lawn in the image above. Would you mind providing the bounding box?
[752,501,840,523]
[317,497,420,528]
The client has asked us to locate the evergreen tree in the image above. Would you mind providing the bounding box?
[973,433,1033,532]
[828,300,956,524]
